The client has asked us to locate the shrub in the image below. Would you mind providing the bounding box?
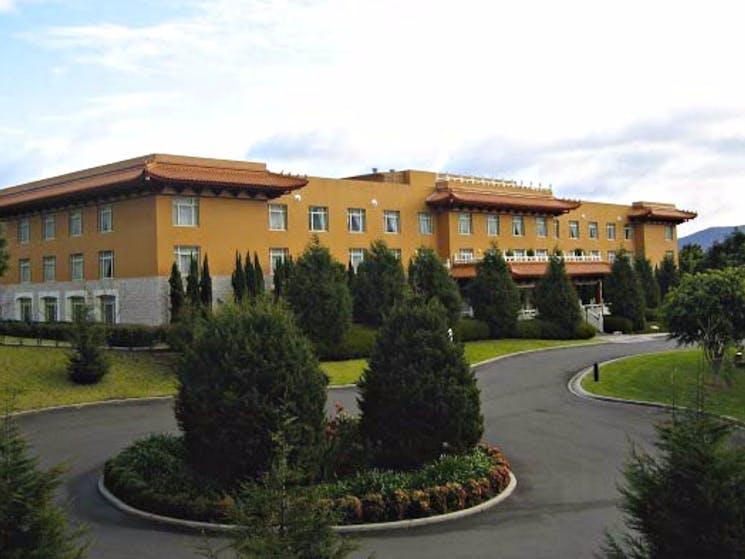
[467,248,519,338]
[358,297,483,470]
[533,253,583,334]
[605,249,646,331]
[105,324,165,348]
[603,315,634,334]
[513,319,543,339]
[316,323,377,361]
[454,318,491,342]
[352,240,406,326]
[408,247,462,326]
[319,403,368,481]
[574,322,597,339]
[174,299,328,486]
[513,319,595,340]
[67,308,110,385]
[645,307,659,323]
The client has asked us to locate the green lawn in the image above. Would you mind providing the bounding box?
[0,346,177,412]
[581,349,745,422]
[321,337,603,385]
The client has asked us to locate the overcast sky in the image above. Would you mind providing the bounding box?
[1,0,743,236]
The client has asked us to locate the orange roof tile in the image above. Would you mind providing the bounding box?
[426,189,580,215]
[449,261,611,279]
[628,207,697,224]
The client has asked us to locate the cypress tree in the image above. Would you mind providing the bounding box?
[186,256,200,307]
[168,261,185,323]
[408,247,463,327]
[199,254,212,311]
[656,253,681,300]
[231,251,247,303]
[245,251,256,298]
[634,253,661,309]
[273,257,294,301]
[352,240,406,326]
[253,252,265,294]
[0,411,89,558]
[467,247,520,338]
[67,305,110,384]
[605,249,646,331]
[533,253,583,336]
[347,260,356,290]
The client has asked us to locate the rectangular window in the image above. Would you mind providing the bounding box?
[347,208,366,233]
[172,197,198,227]
[43,256,56,282]
[569,221,579,239]
[268,204,287,231]
[513,249,527,258]
[536,249,549,259]
[173,246,199,275]
[99,251,115,279]
[608,250,617,263]
[664,224,674,241]
[391,248,402,260]
[606,222,616,240]
[42,214,55,240]
[458,213,472,236]
[98,204,113,232]
[512,215,525,237]
[70,254,84,281]
[69,210,82,237]
[487,214,499,236]
[588,221,598,239]
[624,223,633,240]
[309,206,328,232]
[458,248,474,262]
[535,216,547,237]
[18,298,32,322]
[383,210,400,234]
[590,250,601,260]
[348,248,365,272]
[43,297,58,322]
[99,295,116,325]
[418,212,433,235]
[69,296,86,322]
[554,218,560,238]
[18,219,30,244]
[19,259,30,283]
[269,248,289,274]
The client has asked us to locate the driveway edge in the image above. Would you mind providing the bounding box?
[98,471,517,534]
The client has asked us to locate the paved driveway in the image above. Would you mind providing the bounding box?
[18,338,675,558]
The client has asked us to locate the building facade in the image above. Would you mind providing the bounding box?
[0,154,696,325]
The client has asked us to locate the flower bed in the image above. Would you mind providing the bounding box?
[103,435,511,526]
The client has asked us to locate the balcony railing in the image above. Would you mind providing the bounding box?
[450,253,604,266]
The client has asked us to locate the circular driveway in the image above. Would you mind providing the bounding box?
[19,337,675,559]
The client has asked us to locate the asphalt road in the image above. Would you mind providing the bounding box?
[18,337,676,559]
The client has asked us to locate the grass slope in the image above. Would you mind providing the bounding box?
[581,348,745,421]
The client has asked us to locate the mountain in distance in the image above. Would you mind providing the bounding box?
[679,225,745,250]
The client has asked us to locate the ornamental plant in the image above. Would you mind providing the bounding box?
[174,299,327,486]
[352,240,406,326]
[358,296,483,470]
[533,252,583,337]
[466,247,519,338]
[408,247,463,327]
[605,249,646,331]
[67,305,110,384]
[168,261,185,323]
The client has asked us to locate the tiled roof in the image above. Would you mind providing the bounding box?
[627,207,697,224]
[426,189,580,215]
[0,154,307,215]
[449,261,611,279]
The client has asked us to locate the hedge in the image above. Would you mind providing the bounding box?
[513,319,596,340]
[316,323,378,361]
[454,318,491,342]
[0,320,167,348]
[603,315,634,334]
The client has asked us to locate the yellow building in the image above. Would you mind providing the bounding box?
[0,154,696,325]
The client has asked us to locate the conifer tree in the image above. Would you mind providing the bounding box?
[408,247,463,327]
[634,253,661,309]
[533,253,583,336]
[67,305,110,384]
[168,261,185,323]
[467,247,520,338]
[347,260,356,290]
[253,252,265,294]
[186,256,200,307]
[352,240,406,326]
[231,251,247,303]
[656,253,680,300]
[244,251,256,298]
[605,249,646,331]
[199,254,212,311]
[0,410,89,558]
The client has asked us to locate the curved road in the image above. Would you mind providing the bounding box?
[19,337,675,559]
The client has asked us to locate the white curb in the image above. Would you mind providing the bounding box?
[98,471,517,534]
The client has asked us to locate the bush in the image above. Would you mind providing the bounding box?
[0,320,166,348]
[512,319,595,340]
[574,322,597,339]
[533,254,583,333]
[105,324,165,348]
[467,248,520,338]
[67,309,110,385]
[174,299,328,486]
[358,297,483,470]
[454,318,491,341]
[408,247,462,326]
[513,319,543,339]
[352,240,406,326]
[316,323,377,361]
[603,315,634,334]
[645,307,659,323]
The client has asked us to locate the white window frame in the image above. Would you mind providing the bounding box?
[19,259,30,283]
[624,223,633,240]
[269,248,289,274]
[383,210,400,234]
[588,221,598,240]
[16,295,33,322]
[70,253,84,281]
[606,222,616,240]
[569,221,579,239]
[536,249,549,259]
[512,215,525,237]
[42,296,58,322]
[458,248,474,262]
[608,250,617,263]
[513,249,527,258]
[349,248,365,271]
[309,206,328,232]
[268,204,287,231]
[554,219,560,238]
[391,248,402,260]
[665,224,674,241]
[174,246,200,275]
[458,213,472,236]
[590,250,601,259]
[99,250,115,279]
[92,288,119,323]
[418,212,433,235]
[18,219,30,244]
[69,210,83,237]
[535,216,547,238]
[347,208,366,233]
[43,256,56,283]
[98,204,113,232]
[66,291,87,322]
[42,214,55,240]
[487,214,499,237]
[172,197,198,228]
[99,295,117,325]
